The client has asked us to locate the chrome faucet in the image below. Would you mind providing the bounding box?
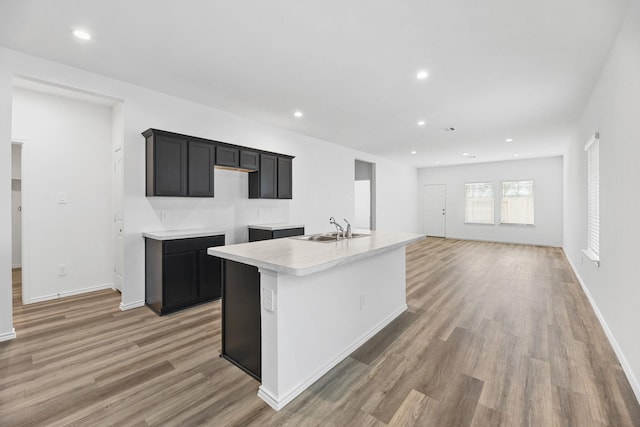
[344,218,352,239]
[329,217,344,239]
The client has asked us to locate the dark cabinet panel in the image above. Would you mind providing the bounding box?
[199,250,222,300]
[240,150,259,171]
[164,252,199,309]
[145,129,215,197]
[147,133,188,196]
[277,157,293,199]
[216,145,239,168]
[221,260,261,380]
[145,234,225,316]
[188,141,215,197]
[248,154,277,199]
[248,227,305,242]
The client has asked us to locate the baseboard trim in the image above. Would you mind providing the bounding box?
[258,303,408,411]
[563,248,640,405]
[26,283,114,304]
[119,300,145,311]
[445,236,561,248]
[0,328,17,343]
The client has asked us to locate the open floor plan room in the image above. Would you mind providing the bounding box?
[2,238,639,426]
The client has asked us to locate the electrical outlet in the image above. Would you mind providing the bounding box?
[258,208,264,219]
[58,264,68,276]
[262,287,274,312]
[360,294,366,311]
[160,210,167,223]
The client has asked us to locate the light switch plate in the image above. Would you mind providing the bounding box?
[57,192,67,204]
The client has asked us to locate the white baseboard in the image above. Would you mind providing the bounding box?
[563,249,640,405]
[119,300,145,311]
[12,264,21,269]
[258,303,408,411]
[0,328,17,342]
[26,283,114,304]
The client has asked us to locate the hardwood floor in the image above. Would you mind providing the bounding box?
[2,238,639,426]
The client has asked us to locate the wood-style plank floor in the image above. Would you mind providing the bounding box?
[2,238,639,426]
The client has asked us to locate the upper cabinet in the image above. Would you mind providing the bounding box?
[144,129,215,197]
[249,154,293,199]
[144,128,293,199]
[216,145,239,168]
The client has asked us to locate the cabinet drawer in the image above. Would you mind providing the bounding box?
[164,235,225,255]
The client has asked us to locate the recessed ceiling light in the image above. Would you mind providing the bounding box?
[513,153,519,157]
[411,150,417,154]
[293,111,303,118]
[72,29,91,40]
[462,152,469,157]
[435,161,440,164]
[416,70,429,80]
[506,138,513,142]
[417,120,426,126]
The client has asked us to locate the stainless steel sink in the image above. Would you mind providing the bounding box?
[291,232,370,243]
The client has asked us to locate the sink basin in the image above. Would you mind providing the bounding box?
[291,232,370,243]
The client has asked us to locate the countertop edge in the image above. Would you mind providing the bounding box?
[207,234,425,276]
[142,229,226,240]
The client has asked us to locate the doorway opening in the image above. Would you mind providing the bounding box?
[354,160,376,230]
[11,142,23,310]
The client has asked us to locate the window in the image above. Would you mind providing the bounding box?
[584,133,600,265]
[501,180,534,225]
[465,182,494,224]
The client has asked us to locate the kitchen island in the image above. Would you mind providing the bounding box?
[207,230,425,410]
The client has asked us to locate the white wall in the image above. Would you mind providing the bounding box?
[418,157,563,246]
[564,0,640,399]
[0,66,14,341]
[0,47,419,334]
[11,88,114,303]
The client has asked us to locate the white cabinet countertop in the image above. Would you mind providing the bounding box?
[207,230,425,276]
[247,223,305,231]
[142,229,226,240]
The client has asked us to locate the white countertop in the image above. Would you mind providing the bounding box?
[247,223,305,231]
[142,229,226,240]
[207,230,425,276]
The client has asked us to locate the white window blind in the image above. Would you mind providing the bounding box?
[465,182,494,224]
[501,180,534,225]
[584,133,600,264]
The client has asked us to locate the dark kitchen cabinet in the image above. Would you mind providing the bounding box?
[144,129,215,197]
[240,150,259,171]
[188,141,216,196]
[221,260,261,380]
[248,153,293,199]
[248,226,305,242]
[277,157,293,199]
[145,234,225,315]
[216,145,239,168]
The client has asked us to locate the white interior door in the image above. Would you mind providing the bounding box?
[424,184,446,237]
[113,147,124,292]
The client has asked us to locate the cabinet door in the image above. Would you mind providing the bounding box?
[260,154,278,198]
[240,150,259,171]
[199,250,222,300]
[272,227,304,239]
[188,141,215,197]
[277,157,293,199]
[153,134,188,196]
[164,252,198,309]
[216,145,239,167]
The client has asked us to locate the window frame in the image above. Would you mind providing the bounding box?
[499,180,535,226]
[464,182,495,225]
[583,133,600,266]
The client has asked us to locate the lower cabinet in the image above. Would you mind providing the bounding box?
[221,260,262,380]
[248,226,305,242]
[145,234,224,315]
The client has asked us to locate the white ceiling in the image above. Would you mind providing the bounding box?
[0,0,631,167]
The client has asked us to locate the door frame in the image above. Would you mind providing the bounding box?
[423,184,446,238]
